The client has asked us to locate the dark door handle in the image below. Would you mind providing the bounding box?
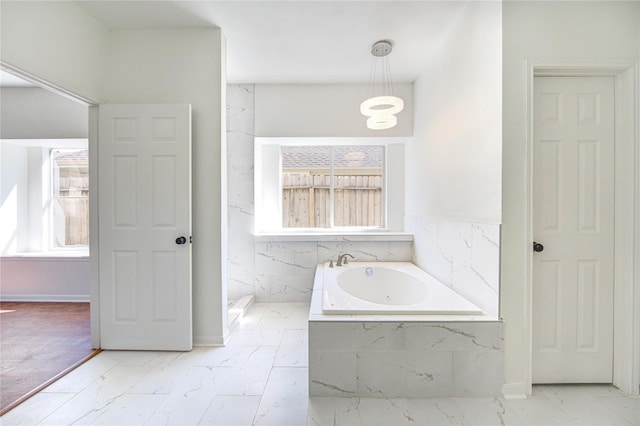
[175,236,187,245]
[533,241,544,252]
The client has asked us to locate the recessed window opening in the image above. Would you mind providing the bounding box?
[255,137,407,234]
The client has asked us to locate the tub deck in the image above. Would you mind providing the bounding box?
[321,261,487,316]
[311,263,496,322]
[309,262,504,398]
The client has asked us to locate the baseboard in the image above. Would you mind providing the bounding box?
[0,294,90,303]
[193,334,228,347]
[502,382,530,399]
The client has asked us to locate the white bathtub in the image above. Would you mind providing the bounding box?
[322,261,484,315]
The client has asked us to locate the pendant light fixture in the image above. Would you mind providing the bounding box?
[360,40,404,130]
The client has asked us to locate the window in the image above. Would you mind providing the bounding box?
[282,146,384,228]
[255,137,406,234]
[50,149,89,248]
[0,139,89,255]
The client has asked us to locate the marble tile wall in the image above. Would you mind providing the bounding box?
[405,215,501,318]
[227,84,256,301]
[309,321,504,398]
[255,240,413,302]
[227,84,413,302]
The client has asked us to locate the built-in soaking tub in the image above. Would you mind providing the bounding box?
[309,261,504,398]
[322,262,484,315]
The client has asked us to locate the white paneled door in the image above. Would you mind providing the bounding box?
[99,104,192,350]
[532,77,614,383]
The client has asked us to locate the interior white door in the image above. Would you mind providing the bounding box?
[99,104,192,350]
[532,76,614,383]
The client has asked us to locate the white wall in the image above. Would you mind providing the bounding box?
[0,88,88,139]
[0,1,108,103]
[0,257,90,302]
[502,0,640,396]
[405,1,502,317]
[255,84,413,137]
[407,1,501,222]
[107,28,227,346]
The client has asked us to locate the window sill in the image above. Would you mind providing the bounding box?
[254,232,413,242]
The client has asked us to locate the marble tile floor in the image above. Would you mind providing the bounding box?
[1,302,637,425]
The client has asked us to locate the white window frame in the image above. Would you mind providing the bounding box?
[255,137,407,234]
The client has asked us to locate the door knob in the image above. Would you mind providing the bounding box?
[175,236,187,245]
[533,241,544,252]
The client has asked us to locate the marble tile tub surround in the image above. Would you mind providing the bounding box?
[406,215,501,318]
[309,321,504,398]
[309,264,504,398]
[227,84,413,302]
[255,240,413,302]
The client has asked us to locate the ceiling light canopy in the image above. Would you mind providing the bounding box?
[360,40,404,130]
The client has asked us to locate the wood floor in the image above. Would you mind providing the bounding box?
[0,302,96,415]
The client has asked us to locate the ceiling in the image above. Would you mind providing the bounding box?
[73,1,470,84]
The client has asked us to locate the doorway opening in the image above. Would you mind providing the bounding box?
[0,69,99,414]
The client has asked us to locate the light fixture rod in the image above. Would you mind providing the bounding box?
[361,40,404,130]
[366,40,396,100]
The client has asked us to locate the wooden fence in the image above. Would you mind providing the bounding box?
[55,176,89,246]
[55,199,89,245]
[282,173,382,228]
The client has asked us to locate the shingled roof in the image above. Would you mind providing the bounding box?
[282,146,383,169]
[52,149,88,164]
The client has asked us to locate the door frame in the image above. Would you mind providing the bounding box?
[524,59,639,395]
